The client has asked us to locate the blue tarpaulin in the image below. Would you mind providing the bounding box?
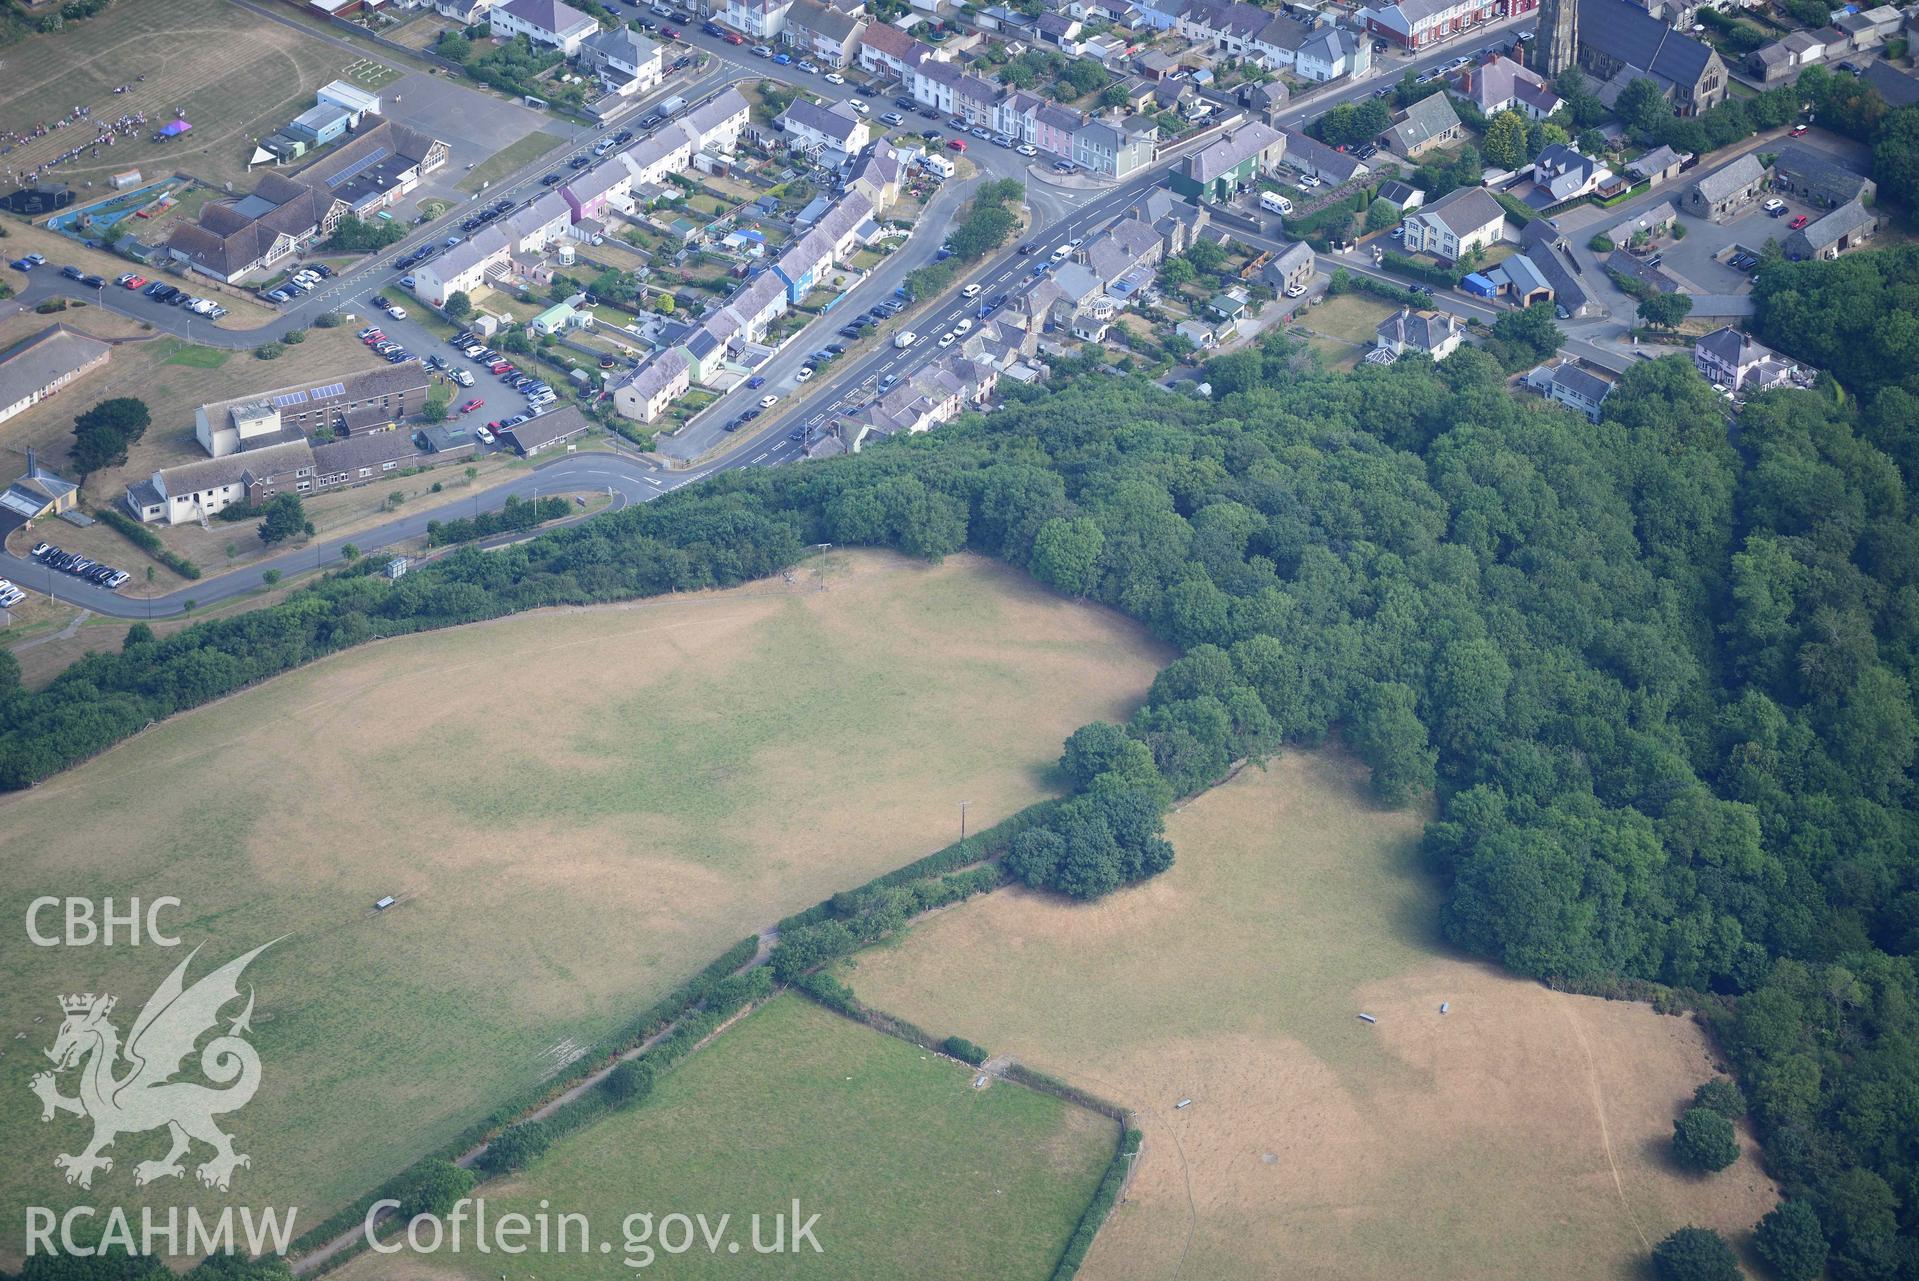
[1462,271,1499,298]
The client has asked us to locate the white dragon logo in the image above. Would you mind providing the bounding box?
[29,941,277,1192]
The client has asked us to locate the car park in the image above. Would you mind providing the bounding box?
[460,399,485,414]
[475,425,496,444]
[266,288,291,303]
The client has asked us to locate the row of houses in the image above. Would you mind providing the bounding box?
[412,88,751,308]
[1746,3,1903,83]
[610,136,904,422]
[164,116,450,283]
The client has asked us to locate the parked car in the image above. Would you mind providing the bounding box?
[948,138,966,151]
[759,393,779,408]
[751,43,772,56]
[746,375,766,388]
[724,31,744,43]
[1016,143,1037,157]
[796,366,815,382]
[475,425,496,444]
[1789,214,1809,230]
[460,398,485,414]
[880,112,904,126]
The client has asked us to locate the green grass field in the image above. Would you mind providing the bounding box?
[847,753,1780,1281]
[340,995,1115,1280]
[0,553,1163,1268]
[458,130,568,194]
[159,340,232,368]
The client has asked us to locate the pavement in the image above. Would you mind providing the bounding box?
[0,10,1542,620]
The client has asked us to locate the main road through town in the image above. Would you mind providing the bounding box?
[0,12,1527,619]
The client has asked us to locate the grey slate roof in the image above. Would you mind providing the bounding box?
[1690,152,1766,203]
[1578,0,1718,93]
[0,325,109,411]
[1386,93,1459,151]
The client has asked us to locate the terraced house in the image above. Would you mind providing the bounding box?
[1170,122,1285,202]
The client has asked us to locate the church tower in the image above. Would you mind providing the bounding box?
[1535,0,1578,78]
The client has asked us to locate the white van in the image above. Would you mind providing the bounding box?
[894,330,918,349]
[1259,191,1294,216]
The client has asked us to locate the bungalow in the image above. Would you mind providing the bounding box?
[1526,359,1614,421]
[1373,179,1425,213]
[490,0,599,55]
[499,405,593,456]
[1281,129,1368,184]
[1784,199,1877,260]
[1383,92,1462,158]
[1373,307,1465,360]
[0,325,112,427]
[1400,186,1505,262]
[1624,144,1689,187]
[1,450,79,522]
[1679,152,1767,222]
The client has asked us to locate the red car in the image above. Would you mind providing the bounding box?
[948,138,967,151]
[1790,123,1809,136]
[459,398,484,414]
[660,25,680,38]
[1789,214,1809,229]
[122,275,146,289]
[362,330,385,344]
[489,360,512,373]
[723,30,743,43]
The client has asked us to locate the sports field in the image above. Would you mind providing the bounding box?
[338,994,1116,1280]
[0,552,1165,1266]
[0,0,350,191]
[846,753,1781,1281]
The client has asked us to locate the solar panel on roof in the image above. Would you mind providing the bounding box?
[272,390,309,407]
[310,382,346,399]
[325,146,389,189]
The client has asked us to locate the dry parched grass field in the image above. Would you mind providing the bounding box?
[846,753,1781,1281]
[0,552,1166,1266]
[341,995,1117,1281]
[0,0,349,192]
